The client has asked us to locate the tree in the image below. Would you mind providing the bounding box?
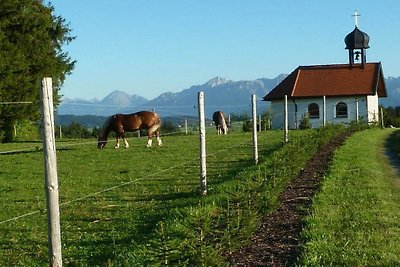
[382,105,400,127]
[60,122,92,139]
[0,0,75,142]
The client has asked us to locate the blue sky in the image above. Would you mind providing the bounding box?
[49,1,400,101]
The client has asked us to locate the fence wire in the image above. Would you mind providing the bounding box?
[0,129,261,225]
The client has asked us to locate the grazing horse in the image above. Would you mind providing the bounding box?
[212,111,228,135]
[98,111,162,149]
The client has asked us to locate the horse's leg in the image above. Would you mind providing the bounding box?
[123,137,129,148]
[115,137,120,148]
[156,130,162,146]
[119,132,129,148]
[147,131,153,147]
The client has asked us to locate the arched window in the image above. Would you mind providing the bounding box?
[308,103,320,119]
[336,102,348,118]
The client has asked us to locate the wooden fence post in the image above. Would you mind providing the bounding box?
[252,95,258,165]
[198,92,207,195]
[284,95,289,143]
[40,77,62,267]
[380,107,384,128]
[185,119,188,135]
[355,98,359,123]
[323,95,326,127]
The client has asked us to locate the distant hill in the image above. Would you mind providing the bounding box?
[381,76,400,107]
[57,74,400,119]
[139,76,286,118]
[55,114,107,128]
[57,91,148,116]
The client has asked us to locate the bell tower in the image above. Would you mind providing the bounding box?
[344,11,370,68]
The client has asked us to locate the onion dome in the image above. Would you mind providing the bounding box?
[345,27,370,49]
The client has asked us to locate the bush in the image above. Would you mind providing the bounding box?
[299,115,311,129]
[14,120,40,141]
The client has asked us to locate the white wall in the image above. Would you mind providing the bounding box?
[269,95,379,129]
[366,94,379,123]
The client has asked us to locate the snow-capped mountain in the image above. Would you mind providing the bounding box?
[57,74,399,117]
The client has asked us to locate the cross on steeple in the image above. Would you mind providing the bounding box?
[352,10,360,27]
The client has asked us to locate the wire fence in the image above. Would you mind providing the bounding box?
[0,93,260,226]
[0,129,263,226]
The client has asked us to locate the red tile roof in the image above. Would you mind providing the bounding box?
[263,62,387,101]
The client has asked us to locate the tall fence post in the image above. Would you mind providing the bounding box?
[198,92,207,195]
[40,77,62,267]
[323,95,326,127]
[185,119,188,135]
[355,98,359,123]
[380,107,384,128]
[252,95,258,165]
[284,95,289,143]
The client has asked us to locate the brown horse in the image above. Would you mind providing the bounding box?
[98,111,162,149]
[212,111,228,134]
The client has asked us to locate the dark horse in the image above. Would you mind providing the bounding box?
[98,111,162,149]
[212,111,228,134]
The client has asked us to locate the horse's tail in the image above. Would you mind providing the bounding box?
[220,113,228,134]
[154,112,161,126]
[148,112,161,134]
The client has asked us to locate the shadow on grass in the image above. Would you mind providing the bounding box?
[385,129,400,176]
[0,146,73,155]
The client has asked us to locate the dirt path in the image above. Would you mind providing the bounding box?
[228,131,353,266]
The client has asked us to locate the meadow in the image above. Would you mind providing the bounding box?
[1,125,398,266]
[299,128,400,266]
[0,128,285,266]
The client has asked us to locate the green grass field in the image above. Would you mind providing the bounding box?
[2,126,399,266]
[299,128,400,266]
[0,130,286,266]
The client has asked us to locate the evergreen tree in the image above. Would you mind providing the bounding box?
[0,0,75,142]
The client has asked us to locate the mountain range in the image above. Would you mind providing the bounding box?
[57,75,400,118]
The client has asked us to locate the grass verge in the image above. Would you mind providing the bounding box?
[299,128,400,266]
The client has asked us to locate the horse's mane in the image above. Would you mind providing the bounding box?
[99,115,114,137]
